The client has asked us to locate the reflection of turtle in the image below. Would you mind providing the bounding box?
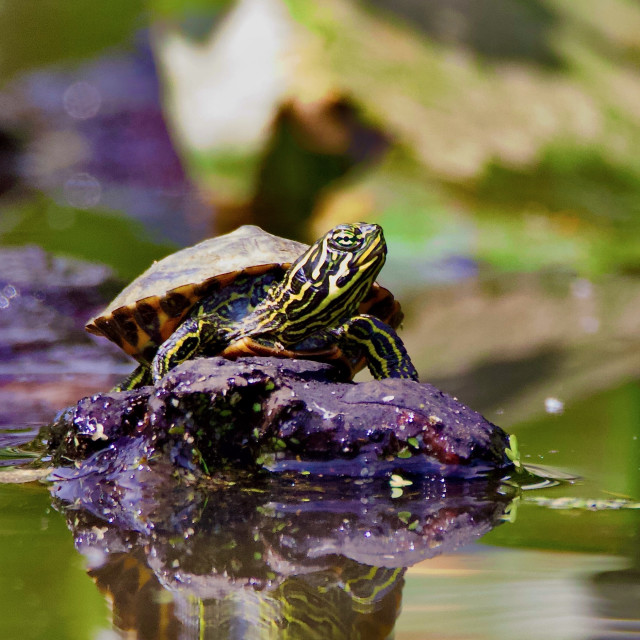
[87,223,418,389]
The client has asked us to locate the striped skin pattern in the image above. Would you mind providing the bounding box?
[115,364,152,391]
[332,315,419,380]
[113,271,281,391]
[141,223,417,387]
[237,223,386,344]
[341,565,405,611]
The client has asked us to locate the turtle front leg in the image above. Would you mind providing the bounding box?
[113,364,152,391]
[151,316,228,383]
[332,314,419,380]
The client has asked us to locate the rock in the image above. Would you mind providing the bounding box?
[0,245,117,320]
[0,246,133,442]
[0,245,129,374]
[46,356,514,478]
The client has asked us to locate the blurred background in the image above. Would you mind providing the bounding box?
[1,1,640,638]
[1,0,640,416]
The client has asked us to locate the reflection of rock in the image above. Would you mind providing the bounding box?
[48,356,514,477]
[51,460,514,639]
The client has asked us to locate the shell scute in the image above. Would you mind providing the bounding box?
[133,301,162,345]
[86,227,309,359]
[111,307,146,356]
[160,291,191,318]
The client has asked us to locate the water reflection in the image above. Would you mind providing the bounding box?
[588,517,640,638]
[51,462,514,639]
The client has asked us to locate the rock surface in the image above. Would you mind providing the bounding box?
[46,356,514,478]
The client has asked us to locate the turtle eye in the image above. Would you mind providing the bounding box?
[328,228,363,251]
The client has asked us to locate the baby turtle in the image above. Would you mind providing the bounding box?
[86,223,418,389]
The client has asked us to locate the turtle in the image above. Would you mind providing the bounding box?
[86,222,419,390]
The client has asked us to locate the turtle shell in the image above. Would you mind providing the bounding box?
[86,225,403,373]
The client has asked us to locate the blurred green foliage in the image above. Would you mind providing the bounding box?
[365,0,562,66]
[3,0,640,278]
[0,0,145,83]
[471,148,640,225]
[0,196,175,280]
[272,0,640,275]
[148,0,233,18]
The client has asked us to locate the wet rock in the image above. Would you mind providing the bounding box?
[47,356,514,478]
[44,389,150,464]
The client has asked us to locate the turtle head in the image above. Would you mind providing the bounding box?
[263,223,387,343]
[296,222,386,293]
